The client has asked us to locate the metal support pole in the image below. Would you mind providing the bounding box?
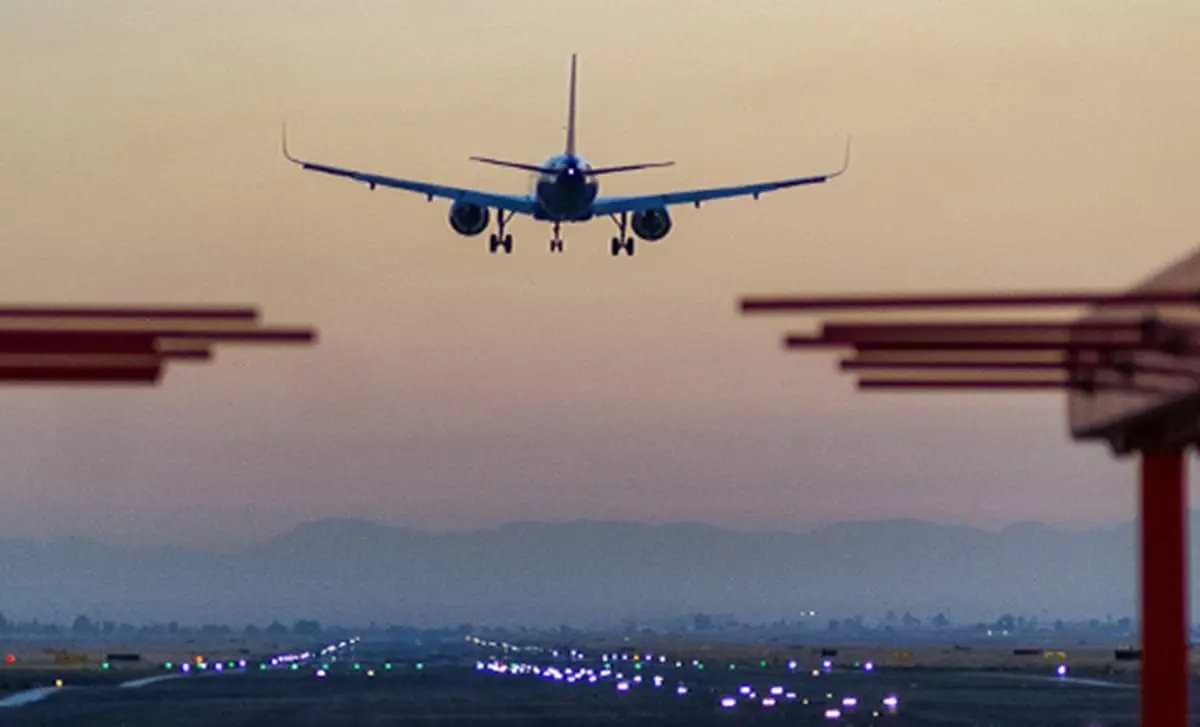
[1140,449,1189,727]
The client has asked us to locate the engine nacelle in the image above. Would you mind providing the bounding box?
[448,201,490,236]
[631,207,672,242]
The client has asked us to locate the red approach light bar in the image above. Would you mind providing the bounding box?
[740,289,1200,312]
[784,335,1174,353]
[817,319,1160,340]
[0,305,259,320]
[857,378,1083,391]
[0,305,316,386]
[0,365,163,385]
[739,246,1200,727]
[854,378,1172,395]
[841,359,1079,371]
[839,357,1200,379]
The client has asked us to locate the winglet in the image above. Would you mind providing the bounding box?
[281,122,300,164]
[829,135,852,178]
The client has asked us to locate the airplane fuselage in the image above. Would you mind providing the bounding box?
[531,154,599,222]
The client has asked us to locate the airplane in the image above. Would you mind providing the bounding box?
[281,54,850,257]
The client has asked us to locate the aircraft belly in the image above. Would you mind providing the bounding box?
[535,181,597,222]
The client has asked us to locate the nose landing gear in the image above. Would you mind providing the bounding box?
[550,222,564,253]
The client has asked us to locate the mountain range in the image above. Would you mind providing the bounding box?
[0,515,1178,629]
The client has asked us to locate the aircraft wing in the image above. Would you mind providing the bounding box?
[591,139,851,216]
[282,128,538,215]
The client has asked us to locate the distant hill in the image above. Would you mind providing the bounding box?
[0,515,1176,629]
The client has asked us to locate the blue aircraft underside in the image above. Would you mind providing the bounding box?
[533,162,599,221]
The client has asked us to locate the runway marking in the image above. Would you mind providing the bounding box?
[119,674,185,689]
[0,687,61,708]
[961,671,1135,690]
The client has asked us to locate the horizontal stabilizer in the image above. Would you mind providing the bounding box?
[588,161,675,176]
[470,156,676,177]
[469,156,556,174]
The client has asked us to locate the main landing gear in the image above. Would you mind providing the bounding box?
[488,210,515,254]
[609,212,634,256]
[549,222,564,253]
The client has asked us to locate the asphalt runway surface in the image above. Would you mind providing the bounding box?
[0,653,1186,726]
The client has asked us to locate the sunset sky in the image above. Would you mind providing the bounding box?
[1,0,1197,549]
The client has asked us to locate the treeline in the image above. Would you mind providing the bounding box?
[0,612,330,638]
[0,609,1150,643]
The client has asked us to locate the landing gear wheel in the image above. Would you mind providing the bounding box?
[609,212,637,257]
[611,237,634,256]
[549,222,564,253]
[489,210,515,255]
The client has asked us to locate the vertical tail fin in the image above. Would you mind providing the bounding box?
[565,53,578,157]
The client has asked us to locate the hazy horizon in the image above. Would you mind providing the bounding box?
[2,1,1199,552]
[0,510,1151,551]
[0,516,1156,627]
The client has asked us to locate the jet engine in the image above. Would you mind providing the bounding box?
[448,201,490,236]
[631,207,672,241]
